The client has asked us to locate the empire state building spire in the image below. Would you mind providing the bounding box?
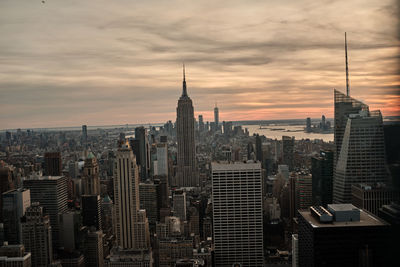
[182,63,188,97]
[176,65,198,187]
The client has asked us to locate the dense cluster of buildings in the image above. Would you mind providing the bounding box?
[0,67,399,266]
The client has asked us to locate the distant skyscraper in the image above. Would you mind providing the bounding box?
[82,125,88,147]
[306,118,311,132]
[214,103,219,129]
[133,127,150,181]
[82,152,100,195]
[21,202,53,267]
[176,65,198,187]
[2,188,31,244]
[282,136,294,171]
[198,115,204,132]
[212,162,264,267]
[333,90,388,203]
[23,176,68,249]
[311,150,334,206]
[44,152,62,176]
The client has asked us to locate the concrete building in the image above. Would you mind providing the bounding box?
[212,162,264,267]
[2,188,30,244]
[0,244,31,267]
[158,238,193,267]
[21,203,53,267]
[297,173,312,209]
[23,176,68,249]
[132,127,150,181]
[173,190,187,222]
[292,234,298,267]
[176,66,198,187]
[104,247,152,267]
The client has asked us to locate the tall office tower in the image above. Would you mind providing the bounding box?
[334,89,368,167]
[173,189,187,222]
[297,174,312,209]
[155,143,168,177]
[0,165,15,221]
[351,183,400,216]
[82,152,100,195]
[21,203,53,267]
[223,121,233,136]
[333,93,388,203]
[81,195,102,230]
[176,66,198,187]
[198,115,204,132]
[139,181,160,226]
[298,204,392,266]
[2,189,31,244]
[282,136,294,171]
[44,152,62,176]
[255,134,263,164]
[212,162,264,267]
[311,150,333,206]
[82,125,88,148]
[0,244,31,266]
[305,117,311,132]
[84,229,104,267]
[113,144,140,249]
[23,176,68,248]
[214,104,219,129]
[134,210,150,250]
[133,127,150,181]
[59,211,83,251]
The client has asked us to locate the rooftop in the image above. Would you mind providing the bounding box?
[299,209,387,228]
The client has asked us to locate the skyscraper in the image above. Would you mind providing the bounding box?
[44,152,62,176]
[133,127,150,181]
[21,202,53,267]
[82,125,88,148]
[23,176,68,249]
[82,152,100,195]
[311,150,333,206]
[2,188,31,244]
[214,103,219,129]
[176,65,198,187]
[81,194,102,230]
[212,162,264,267]
[113,143,146,249]
[333,91,388,203]
[282,136,294,171]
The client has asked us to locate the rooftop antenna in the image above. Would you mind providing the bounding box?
[345,32,350,96]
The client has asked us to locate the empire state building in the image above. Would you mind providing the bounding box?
[176,65,199,187]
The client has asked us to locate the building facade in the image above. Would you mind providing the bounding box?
[212,162,264,267]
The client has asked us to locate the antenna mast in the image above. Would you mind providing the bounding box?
[345,32,350,96]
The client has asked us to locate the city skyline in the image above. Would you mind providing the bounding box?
[1,0,399,129]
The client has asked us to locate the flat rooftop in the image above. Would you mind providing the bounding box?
[299,209,387,228]
[211,161,261,171]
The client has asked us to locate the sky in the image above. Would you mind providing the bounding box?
[0,0,399,129]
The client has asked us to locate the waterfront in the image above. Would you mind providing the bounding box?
[244,124,334,142]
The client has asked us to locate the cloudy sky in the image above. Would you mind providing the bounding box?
[0,0,399,129]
